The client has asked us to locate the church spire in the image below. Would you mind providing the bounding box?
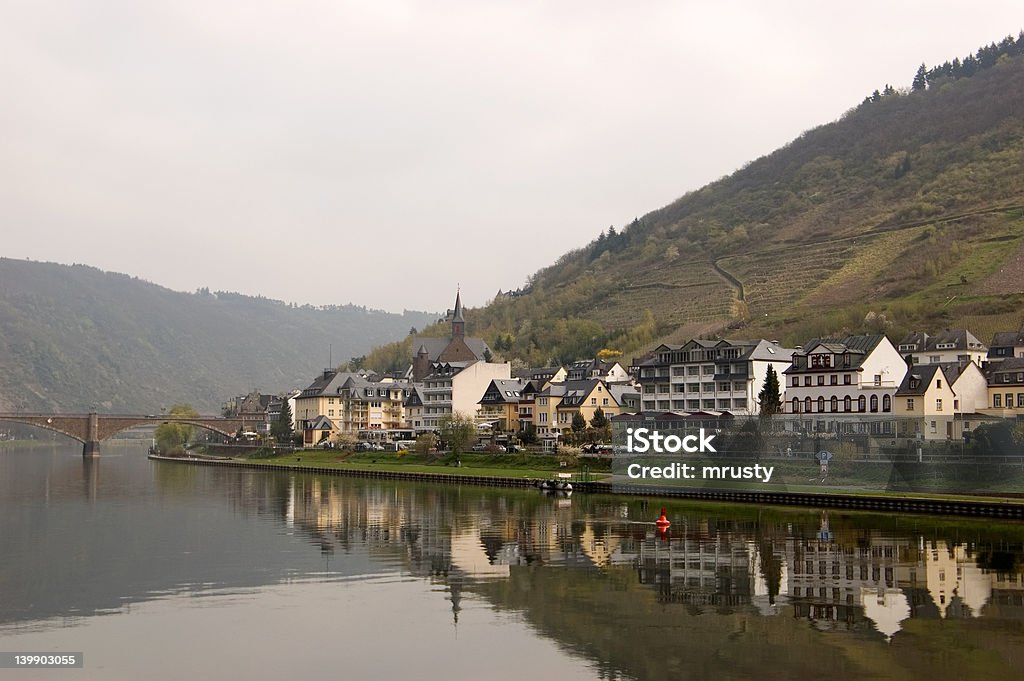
[451,287,465,339]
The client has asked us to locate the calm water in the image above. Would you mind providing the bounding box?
[2,443,1024,680]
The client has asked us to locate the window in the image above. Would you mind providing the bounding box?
[792,398,800,414]
[844,396,852,412]
[858,396,866,412]
[804,397,812,413]
[591,397,597,405]
[995,394,1002,408]
[792,377,799,387]
[1019,393,1024,408]
[804,377,812,386]
[811,354,832,368]
[906,399,914,410]
[874,375,882,386]
[936,379,942,389]
[844,374,852,385]
[830,396,838,412]
[882,395,891,412]
[870,395,878,412]
[817,396,825,413]
[936,399,942,411]
[817,376,825,386]
[1007,393,1014,408]
[602,398,608,405]
[930,355,941,363]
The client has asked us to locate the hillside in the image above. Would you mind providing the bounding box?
[0,258,437,413]
[439,35,1024,367]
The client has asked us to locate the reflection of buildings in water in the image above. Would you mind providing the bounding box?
[859,588,911,640]
[270,477,1024,639]
[787,534,911,635]
[624,526,787,616]
[923,540,990,618]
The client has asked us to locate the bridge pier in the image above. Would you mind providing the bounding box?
[83,412,100,457]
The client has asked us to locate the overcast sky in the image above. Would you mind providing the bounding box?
[2,2,1020,313]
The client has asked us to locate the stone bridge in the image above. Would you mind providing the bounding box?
[0,412,266,456]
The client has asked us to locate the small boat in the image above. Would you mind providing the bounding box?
[537,479,573,492]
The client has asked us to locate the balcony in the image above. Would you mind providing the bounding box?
[859,381,898,391]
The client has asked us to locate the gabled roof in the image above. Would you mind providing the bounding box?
[423,360,476,379]
[991,331,1024,348]
[556,379,606,408]
[404,384,426,407]
[896,364,943,396]
[786,335,886,373]
[299,370,366,397]
[899,329,986,353]
[607,384,640,406]
[478,378,527,404]
[987,356,1024,376]
[306,415,334,430]
[341,376,410,402]
[746,339,795,362]
[414,336,492,362]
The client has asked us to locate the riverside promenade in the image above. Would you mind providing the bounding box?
[149,453,1024,519]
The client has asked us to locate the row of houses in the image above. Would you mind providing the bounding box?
[285,293,641,444]
[240,289,1024,445]
[636,328,1024,440]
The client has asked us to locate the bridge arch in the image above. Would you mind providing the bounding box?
[0,413,263,456]
[0,415,87,444]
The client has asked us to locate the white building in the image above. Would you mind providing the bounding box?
[636,339,795,416]
[897,329,987,367]
[421,360,512,430]
[783,335,907,433]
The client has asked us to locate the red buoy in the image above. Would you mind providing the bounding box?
[655,508,670,527]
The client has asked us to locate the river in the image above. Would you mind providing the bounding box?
[1,442,1023,680]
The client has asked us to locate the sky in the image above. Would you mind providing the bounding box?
[1,1,1021,313]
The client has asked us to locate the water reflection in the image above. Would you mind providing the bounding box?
[2,444,1024,680]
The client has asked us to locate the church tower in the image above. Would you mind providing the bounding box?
[451,290,465,340]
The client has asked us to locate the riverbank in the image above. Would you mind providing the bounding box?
[150,452,1024,519]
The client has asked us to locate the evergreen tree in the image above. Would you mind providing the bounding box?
[590,407,609,430]
[912,63,928,91]
[758,365,782,418]
[271,400,294,443]
[572,411,587,432]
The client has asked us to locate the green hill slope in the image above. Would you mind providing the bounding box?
[0,258,437,413]
[453,37,1024,366]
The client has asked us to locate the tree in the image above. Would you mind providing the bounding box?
[438,412,477,455]
[571,411,587,432]
[758,365,782,418]
[415,432,438,455]
[590,407,608,430]
[912,63,928,91]
[154,404,199,453]
[271,400,294,443]
[519,424,539,445]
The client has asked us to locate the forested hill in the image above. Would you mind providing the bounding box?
[426,32,1024,369]
[0,258,437,413]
